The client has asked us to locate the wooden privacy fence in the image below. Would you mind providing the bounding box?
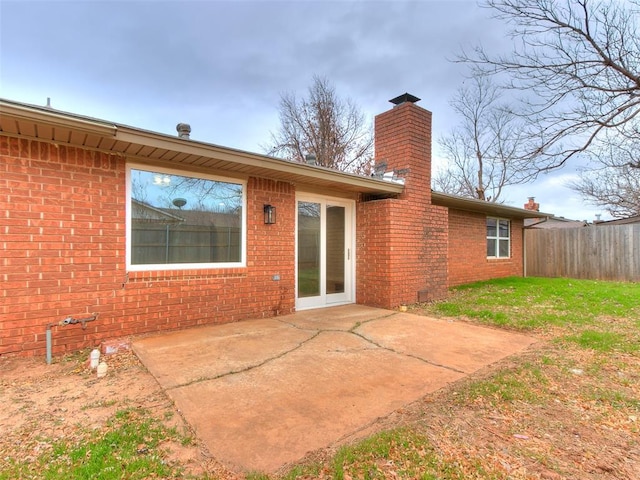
[525,224,640,281]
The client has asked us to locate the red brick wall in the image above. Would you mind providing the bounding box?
[1,136,295,358]
[357,101,448,308]
[447,208,524,286]
[357,199,393,307]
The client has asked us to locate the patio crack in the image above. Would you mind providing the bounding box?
[349,330,467,375]
[275,318,320,331]
[347,312,400,331]
[165,331,322,390]
[275,311,399,333]
[277,313,466,374]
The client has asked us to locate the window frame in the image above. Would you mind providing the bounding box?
[126,163,247,271]
[486,217,511,259]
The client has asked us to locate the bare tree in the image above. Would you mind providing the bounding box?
[267,76,373,174]
[434,76,532,202]
[570,135,640,217]
[461,0,640,172]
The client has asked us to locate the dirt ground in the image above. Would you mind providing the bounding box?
[0,348,239,479]
[1,337,638,479]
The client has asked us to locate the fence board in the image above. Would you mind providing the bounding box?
[525,225,640,281]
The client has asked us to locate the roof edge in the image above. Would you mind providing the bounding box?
[0,98,403,195]
[431,191,552,219]
[0,100,117,137]
[114,125,404,194]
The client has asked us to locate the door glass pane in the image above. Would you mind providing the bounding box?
[326,205,345,295]
[298,202,321,298]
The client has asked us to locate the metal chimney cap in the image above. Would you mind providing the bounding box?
[176,123,191,139]
[389,93,421,105]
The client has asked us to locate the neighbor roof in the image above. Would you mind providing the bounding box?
[525,217,587,228]
[594,215,640,225]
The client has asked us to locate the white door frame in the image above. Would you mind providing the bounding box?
[295,194,356,310]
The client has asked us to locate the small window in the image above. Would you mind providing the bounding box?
[127,165,245,270]
[487,217,510,258]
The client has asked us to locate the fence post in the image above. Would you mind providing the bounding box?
[523,228,528,278]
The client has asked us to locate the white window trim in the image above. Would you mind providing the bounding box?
[487,217,511,259]
[126,163,247,271]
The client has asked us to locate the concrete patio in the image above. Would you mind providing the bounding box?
[132,305,536,473]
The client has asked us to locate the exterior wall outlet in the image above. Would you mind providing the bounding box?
[272,274,280,281]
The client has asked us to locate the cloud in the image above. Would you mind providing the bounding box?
[1,0,605,220]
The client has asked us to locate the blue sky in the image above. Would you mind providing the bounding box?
[0,0,605,221]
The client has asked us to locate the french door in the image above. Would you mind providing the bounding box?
[296,196,355,310]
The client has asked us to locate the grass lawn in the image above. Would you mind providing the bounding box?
[298,266,320,297]
[269,276,639,479]
[0,407,192,480]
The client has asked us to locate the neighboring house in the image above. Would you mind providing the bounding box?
[131,199,241,265]
[525,217,588,229]
[523,197,588,229]
[0,94,545,358]
[594,215,640,226]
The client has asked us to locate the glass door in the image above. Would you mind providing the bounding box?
[297,201,321,302]
[296,197,353,310]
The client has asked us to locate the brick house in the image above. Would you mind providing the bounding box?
[0,94,543,358]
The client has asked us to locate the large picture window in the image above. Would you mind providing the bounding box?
[486,217,510,258]
[127,165,245,270]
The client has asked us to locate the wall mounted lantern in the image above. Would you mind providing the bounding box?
[264,204,276,224]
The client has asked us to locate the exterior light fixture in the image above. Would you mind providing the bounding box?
[264,204,276,224]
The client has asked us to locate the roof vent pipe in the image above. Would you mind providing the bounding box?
[176,123,191,139]
[305,154,317,165]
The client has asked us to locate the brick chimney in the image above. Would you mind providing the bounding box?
[373,93,432,201]
[356,94,448,308]
[524,197,540,212]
